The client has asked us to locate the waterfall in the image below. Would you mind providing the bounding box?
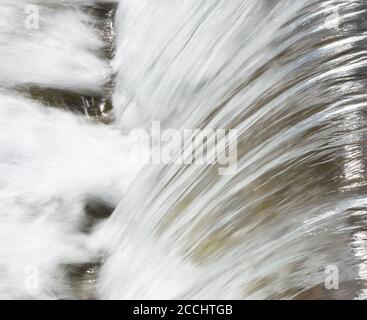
[100,0,367,299]
[1,0,367,299]
[0,0,143,299]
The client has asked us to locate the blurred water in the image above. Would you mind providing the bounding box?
[0,0,144,299]
[101,0,367,299]
[1,0,367,300]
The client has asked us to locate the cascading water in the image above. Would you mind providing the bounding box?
[0,0,145,299]
[0,0,367,300]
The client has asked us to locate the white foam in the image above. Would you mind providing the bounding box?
[0,0,110,94]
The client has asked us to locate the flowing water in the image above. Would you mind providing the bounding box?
[1,0,367,299]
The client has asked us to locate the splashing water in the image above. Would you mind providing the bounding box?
[1,0,367,299]
[0,0,144,299]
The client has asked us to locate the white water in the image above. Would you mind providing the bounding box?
[0,0,145,299]
[1,0,367,299]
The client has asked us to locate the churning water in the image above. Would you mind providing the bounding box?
[1,0,367,299]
